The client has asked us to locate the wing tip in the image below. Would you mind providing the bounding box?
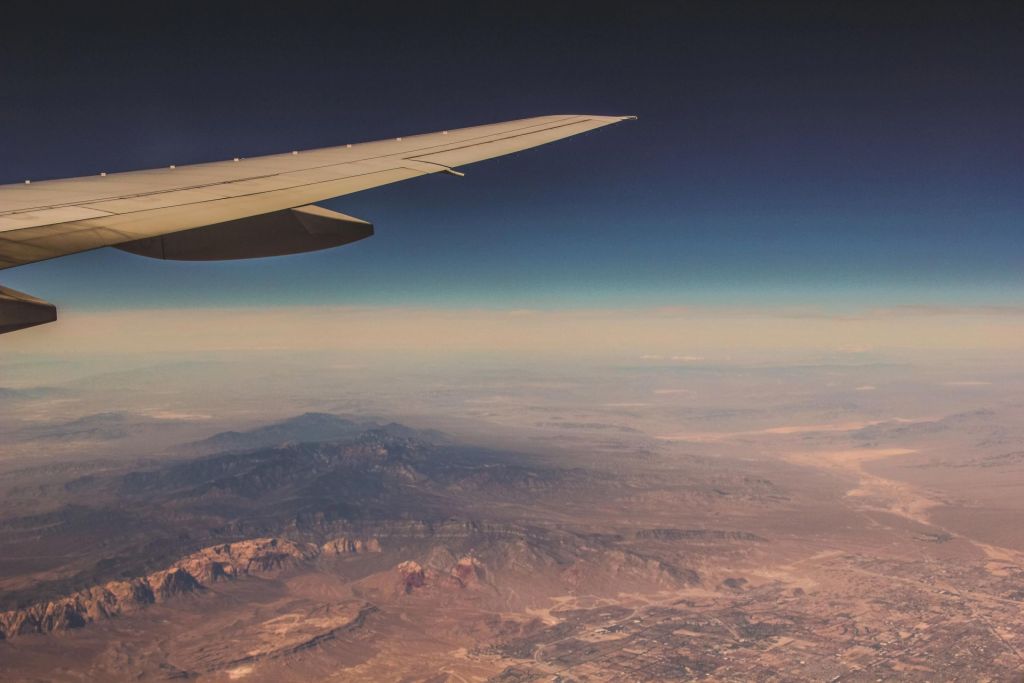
[576,114,638,124]
[557,114,637,121]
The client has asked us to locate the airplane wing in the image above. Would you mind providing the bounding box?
[0,114,633,333]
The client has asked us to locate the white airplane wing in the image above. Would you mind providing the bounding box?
[0,114,633,333]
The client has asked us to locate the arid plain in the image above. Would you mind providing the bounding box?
[1,350,1023,681]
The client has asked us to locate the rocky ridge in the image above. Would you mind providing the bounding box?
[0,535,380,639]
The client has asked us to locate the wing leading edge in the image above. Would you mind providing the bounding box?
[0,114,634,333]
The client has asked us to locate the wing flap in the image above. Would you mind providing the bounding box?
[0,206,115,231]
[80,187,235,213]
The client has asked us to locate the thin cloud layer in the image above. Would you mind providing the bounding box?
[5,304,1023,358]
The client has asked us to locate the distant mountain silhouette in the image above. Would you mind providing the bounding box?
[0,386,63,401]
[9,412,172,442]
[188,412,449,453]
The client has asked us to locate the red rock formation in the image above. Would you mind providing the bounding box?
[396,560,426,593]
[449,556,486,588]
[321,536,382,555]
[0,536,382,639]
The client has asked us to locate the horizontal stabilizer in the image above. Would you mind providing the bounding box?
[115,205,373,261]
[0,285,56,334]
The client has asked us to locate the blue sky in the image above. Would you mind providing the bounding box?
[1,4,1021,313]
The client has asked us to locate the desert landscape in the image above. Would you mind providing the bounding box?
[1,351,1023,681]
[2,2,1022,680]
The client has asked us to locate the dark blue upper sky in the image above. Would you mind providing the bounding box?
[1,2,1021,310]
